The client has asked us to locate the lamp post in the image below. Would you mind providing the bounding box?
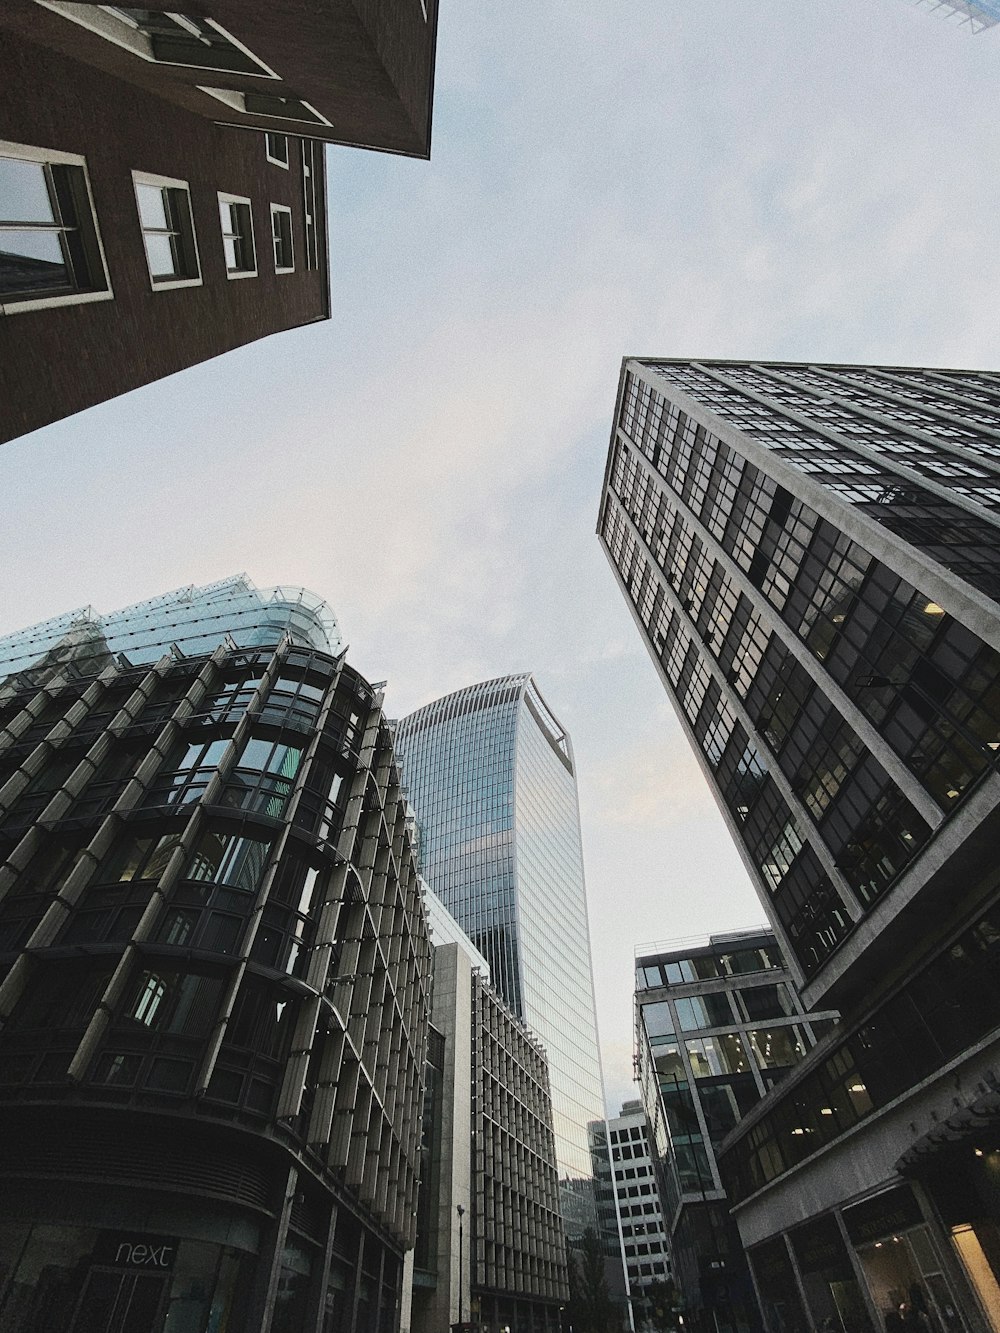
[457,1204,466,1329]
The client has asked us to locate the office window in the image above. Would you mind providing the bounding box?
[218,194,256,278]
[265,133,289,168]
[0,142,110,312]
[270,204,294,273]
[132,172,200,288]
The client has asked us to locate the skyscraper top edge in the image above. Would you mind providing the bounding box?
[624,356,1000,374]
[396,672,573,769]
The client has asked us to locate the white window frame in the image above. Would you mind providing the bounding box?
[34,3,280,79]
[131,169,202,292]
[269,204,294,275]
[0,139,113,317]
[217,193,257,280]
[199,87,332,128]
[264,133,289,169]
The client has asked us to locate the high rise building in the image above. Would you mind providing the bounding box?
[599,359,1000,1333]
[0,584,432,1332]
[394,676,608,1240]
[0,1,439,444]
[410,890,568,1333]
[634,928,838,1333]
[595,1099,673,1332]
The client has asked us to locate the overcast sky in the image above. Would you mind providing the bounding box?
[3,0,999,1113]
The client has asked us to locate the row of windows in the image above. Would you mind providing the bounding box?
[720,892,1000,1203]
[604,409,1000,960]
[42,6,337,123]
[0,134,309,314]
[641,363,1000,600]
[636,943,783,988]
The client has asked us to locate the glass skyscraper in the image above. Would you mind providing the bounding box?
[394,674,607,1237]
[0,574,340,684]
[599,358,1000,1333]
[910,0,1000,32]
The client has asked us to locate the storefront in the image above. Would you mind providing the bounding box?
[901,1132,1000,1333]
[789,1214,871,1333]
[0,1210,259,1332]
[843,1186,965,1333]
[749,1185,981,1333]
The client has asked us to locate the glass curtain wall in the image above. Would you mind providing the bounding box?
[395,675,607,1238]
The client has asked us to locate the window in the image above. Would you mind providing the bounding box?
[132,171,200,289]
[301,141,320,270]
[265,133,289,168]
[218,194,256,278]
[186,830,272,893]
[675,992,735,1030]
[199,88,331,127]
[270,204,294,273]
[38,5,278,77]
[143,737,230,807]
[0,141,110,313]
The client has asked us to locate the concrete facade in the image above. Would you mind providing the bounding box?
[599,359,1000,1333]
[603,1100,673,1330]
[410,931,569,1333]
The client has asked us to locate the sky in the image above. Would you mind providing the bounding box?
[3,0,1000,1114]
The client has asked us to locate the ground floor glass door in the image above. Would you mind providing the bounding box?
[71,1268,167,1333]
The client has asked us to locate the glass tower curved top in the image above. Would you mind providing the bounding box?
[394,674,607,1235]
[0,574,341,684]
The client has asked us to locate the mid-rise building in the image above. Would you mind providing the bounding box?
[635,929,838,1333]
[394,676,609,1243]
[410,895,568,1333]
[599,358,1000,1333]
[0,582,432,1332]
[600,1100,673,1331]
[0,0,439,444]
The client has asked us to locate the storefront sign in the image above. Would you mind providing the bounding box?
[843,1186,923,1246]
[790,1215,853,1278]
[94,1232,180,1272]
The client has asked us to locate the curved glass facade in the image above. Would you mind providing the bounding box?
[0,574,340,684]
[395,674,607,1235]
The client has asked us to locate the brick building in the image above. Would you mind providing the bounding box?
[0,1,438,444]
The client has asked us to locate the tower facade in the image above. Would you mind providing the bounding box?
[394,675,607,1238]
[595,1099,673,1332]
[599,359,1000,1333]
[0,587,431,1333]
[411,890,569,1333]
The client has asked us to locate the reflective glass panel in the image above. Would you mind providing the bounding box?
[746,1024,808,1069]
[642,1000,674,1038]
[685,1032,751,1077]
[136,182,169,230]
[0,157,55,222]
[143,232,176,278]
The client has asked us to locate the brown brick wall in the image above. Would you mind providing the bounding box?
[0,29,329,445]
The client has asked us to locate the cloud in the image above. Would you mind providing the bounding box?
[2,0,1000,1103]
